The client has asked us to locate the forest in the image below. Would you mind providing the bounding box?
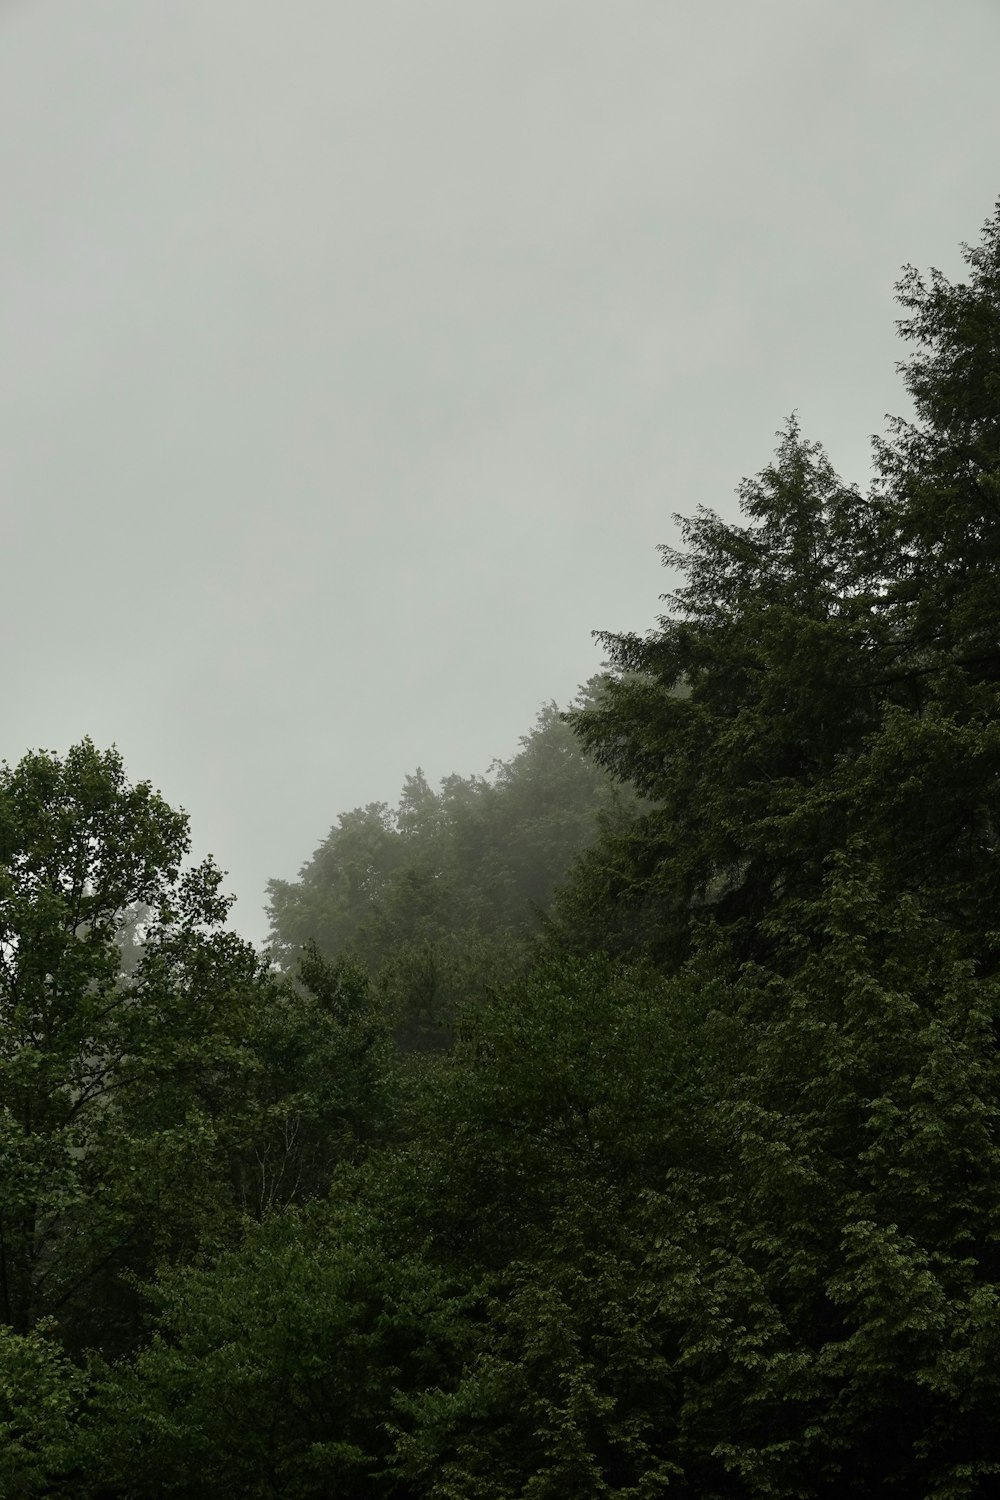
[2,202,1000,1497]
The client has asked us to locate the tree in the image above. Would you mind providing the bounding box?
[0,1321,86,1499]
[265,802,403,974]
[266,688,636,1044]
[864,198,1000,967]
[79,857,1000,1496]
[875,199,1000,677]
[556,207,1000,976]
[229,944,398,1216]
[555,420,894,970]
[0,739,271,1350]
[85,954,716,1499]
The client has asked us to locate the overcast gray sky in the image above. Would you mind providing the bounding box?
[2,0,999,946]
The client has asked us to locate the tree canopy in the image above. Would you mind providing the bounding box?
[266,688,638,1043]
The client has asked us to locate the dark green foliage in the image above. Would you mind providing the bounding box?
[0,742,391,1364]
[85,956,715,1498]
[84,1198,473,1499]
[554,419,898,971]
[693,865,1000,1495]
[0,1321,86,1499]
[390,902,1000,1496]
[556,205,1000,981]
[384,955,717,1499]
[874,207,1000,674]
[0,740,271,1350]
[229,945,398,1215]
[88,900,1000,1495]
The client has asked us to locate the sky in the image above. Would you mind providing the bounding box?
[2,0,999,948]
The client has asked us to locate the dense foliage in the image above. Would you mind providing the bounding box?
[266,692,637,1045]
[3,200,1000,1497]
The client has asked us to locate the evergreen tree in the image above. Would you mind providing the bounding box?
[556,420,893,969]
[556,204,1000,978]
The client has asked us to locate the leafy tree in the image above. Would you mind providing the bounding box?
[365,957,726,1498]
[85,1194,474,1499]
[229,945,398,1216]
[0,1320,86,1498]
[266,801,403,973]
[384,881,1000,1496]
[671,861,1000,1496]
[0,739,271,1350]
[76,878,1000,1497]
[267,689,636,1043]
[83,954,711,1499]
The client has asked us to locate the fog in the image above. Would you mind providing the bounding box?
[2,0,998,946]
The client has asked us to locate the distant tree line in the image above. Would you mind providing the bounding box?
[266,688,640,1046]
[3,200,1000,1497]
